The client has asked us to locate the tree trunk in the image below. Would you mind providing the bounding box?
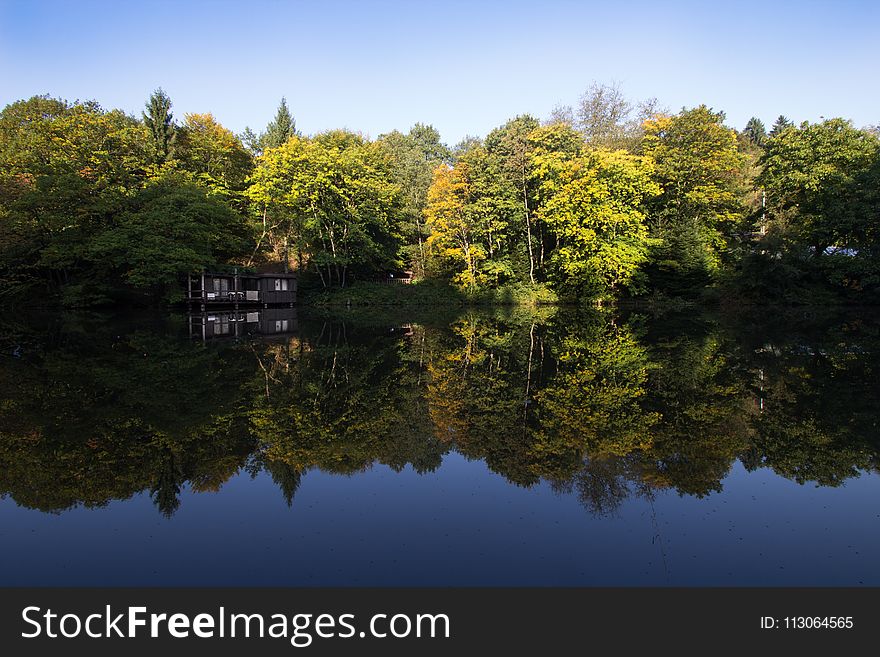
[524,321,535,423]
[522,173,536,284]
[538,220,545,270]
[415,214,426,277]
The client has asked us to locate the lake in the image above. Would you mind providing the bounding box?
[1,304,878,586]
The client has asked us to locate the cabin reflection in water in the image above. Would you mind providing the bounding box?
[188,308,299,341]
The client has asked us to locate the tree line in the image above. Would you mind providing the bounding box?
[1,84,878,305]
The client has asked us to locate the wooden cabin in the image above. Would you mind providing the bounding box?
[186,270,297,308]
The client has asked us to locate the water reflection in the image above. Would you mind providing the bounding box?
[188,308,299,341]
[1,306,878,521]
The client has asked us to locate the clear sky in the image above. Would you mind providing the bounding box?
[1,0,877,145]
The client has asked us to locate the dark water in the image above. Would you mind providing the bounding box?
[1,305,878,586]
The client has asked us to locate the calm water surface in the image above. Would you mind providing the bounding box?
[1,305,878,585]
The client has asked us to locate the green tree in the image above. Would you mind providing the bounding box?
[238,126,263,156]
[486,115,542,284]
[769,115,794,137]
[641,106,748,293]
[757,119,880,291]
[0,96,150,301]
[459,143,521,285]
[424,141,522,291]
[175,113,254,195]
[310,130,403,285]
[247,131,403,284]
[528,122,583,159]
[143,88,176,163]
[743,117,767,147]
[261,97,296,151]
[89,176,250,300]
[379,124,450,277]
[245,134,312,270]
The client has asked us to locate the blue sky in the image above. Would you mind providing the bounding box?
[1,0,877,145]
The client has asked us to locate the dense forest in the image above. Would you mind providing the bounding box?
[1,84,878,306]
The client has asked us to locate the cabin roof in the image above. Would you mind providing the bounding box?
[204,271,297,279]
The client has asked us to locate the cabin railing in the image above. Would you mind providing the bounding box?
[187,291,261,302]
[375,277,413,284]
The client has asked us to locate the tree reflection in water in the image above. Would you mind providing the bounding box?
[1,306,878,517]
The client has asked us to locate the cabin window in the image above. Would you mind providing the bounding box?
[274,278,289,291]
[213,278,229,292]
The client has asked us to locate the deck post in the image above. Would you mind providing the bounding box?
[200,270,206,304]
[187,274,192,304]
[234,267,239,310]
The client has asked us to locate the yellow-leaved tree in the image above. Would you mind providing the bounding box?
[424,162,487,291]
